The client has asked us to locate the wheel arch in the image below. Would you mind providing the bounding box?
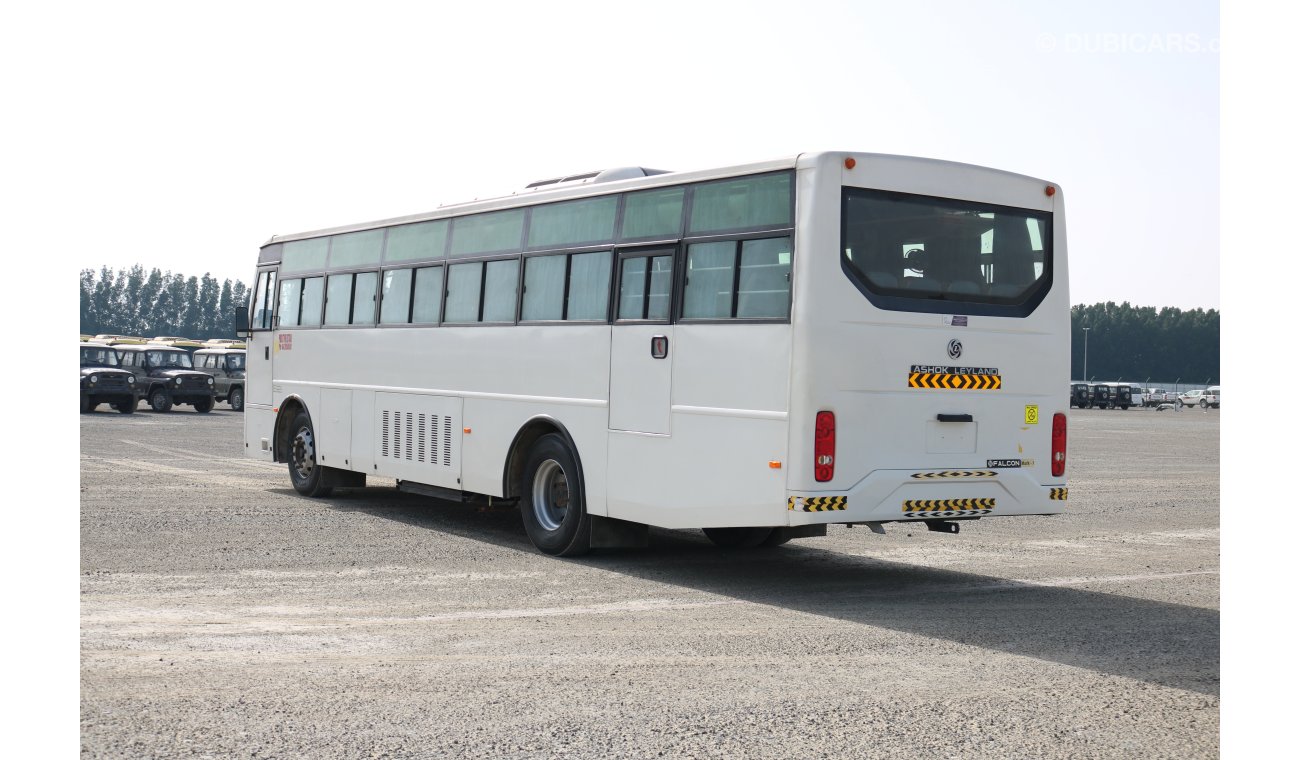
[502,415,586,502]
[272,395,310,464]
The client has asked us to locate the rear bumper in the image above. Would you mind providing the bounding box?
[786,468,1066,525]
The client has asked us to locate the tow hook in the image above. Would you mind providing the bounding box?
[925,520,960,534]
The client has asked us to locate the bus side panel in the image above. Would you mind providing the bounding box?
[606,416,787,529]
[460,400,609,517]
[318,388,351,469]
[350,389,375,475]
[244,406,276,461]
[606,323,791,529]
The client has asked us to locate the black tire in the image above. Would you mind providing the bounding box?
[702,527,774,548]
[193,396,213,414]
[149,388,173,413]
[1199,399,1208,408]
[80,396,92,414]
[288,410,333,497]
[1176,399,1184,408]
[519,434,590,556]
[114,401,136,415]
[229,386,244,412]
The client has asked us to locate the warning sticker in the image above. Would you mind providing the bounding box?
[277,333,292,351]
[1024,405,1039,424]
[908,365,1002,390]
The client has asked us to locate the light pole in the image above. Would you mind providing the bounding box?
[1082,327,1090,381]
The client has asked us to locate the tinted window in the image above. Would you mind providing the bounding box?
[324,274,353,325]
[352,272,378,325]
[841,188,1051,315]
[381,268,413,324]
[444,262,483,323]
[621,187,685,240]
[281,237,330,273]
[299,277,325,326]
[329,229,383,268]
[567,251,612,320]
[528,197,617,248]
[278,279,303,326]
[412,266,443,324]
[689,173,792,234]
[450,210,525,257]
[736,237,791,318]
[482,259,519,322]
[618,255,673,320]
[385,220,448,264]
[521,255,566,321]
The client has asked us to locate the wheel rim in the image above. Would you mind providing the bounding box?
[531,459,569,532]
[231,389,242,406]
[291,426,316,480]
[151,392,165,410]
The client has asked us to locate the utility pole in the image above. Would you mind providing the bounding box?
[1082,327,1090,382]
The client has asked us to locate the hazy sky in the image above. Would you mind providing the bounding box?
[45,0,1218,309]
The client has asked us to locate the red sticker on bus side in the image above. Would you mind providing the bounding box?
[278,333,292,351]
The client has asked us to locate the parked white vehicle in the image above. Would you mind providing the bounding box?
[1178,388,1219,408]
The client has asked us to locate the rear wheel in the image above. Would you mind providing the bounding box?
[229,386,244,411]
[193,396,213,413]
[519,434,590,556]
[1199,399,1208,408]
[149,388,173,413]
[114,401,136,414]
[703,527,774,548]
[288,411,332,497]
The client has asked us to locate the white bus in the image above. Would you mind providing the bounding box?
[240,152,1069,556]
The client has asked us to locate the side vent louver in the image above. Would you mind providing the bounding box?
[374,393,461,489]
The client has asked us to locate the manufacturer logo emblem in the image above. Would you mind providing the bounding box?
[947,339,962,360]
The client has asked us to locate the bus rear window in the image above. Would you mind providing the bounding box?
[841,188,1051,316]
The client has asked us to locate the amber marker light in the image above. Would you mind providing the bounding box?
[463,427,472,434]
[1045,185,1056,197]
[769,461,783,469]
[844,157,857,170]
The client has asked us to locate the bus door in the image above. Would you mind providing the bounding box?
[608,248,675,434]
[247,267,277,407]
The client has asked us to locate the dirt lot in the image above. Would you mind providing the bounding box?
[81,406,1219,758]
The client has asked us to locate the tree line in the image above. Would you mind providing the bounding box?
[80,266,249,340]
[1071,302,1219,385]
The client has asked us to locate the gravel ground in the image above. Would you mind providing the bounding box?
[81,406,1219,758]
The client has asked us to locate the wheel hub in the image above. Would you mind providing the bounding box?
[531,459,569,531]
[292,427,316,479]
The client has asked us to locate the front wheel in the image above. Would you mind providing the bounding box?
[80,396,92,413]
[519,434,590,556]
[193,396,213,414]
[149,388,173,413]
[114,401,136,414]
[288,411,333,497]
[229,386,244,412]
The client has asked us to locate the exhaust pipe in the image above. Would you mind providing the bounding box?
[924,520,960,534]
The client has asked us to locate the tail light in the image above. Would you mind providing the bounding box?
[814,411,835,482]
[1051,413,1067,477]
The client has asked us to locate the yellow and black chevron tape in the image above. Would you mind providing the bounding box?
[907,370,1002,390]
[1049,487,1068,500]
[911,471,997,479]
[902,498,996,516]
[788,496,848,512]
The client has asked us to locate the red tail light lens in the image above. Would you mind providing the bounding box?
[814,411,836,482]
[1051,413,1067,477]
